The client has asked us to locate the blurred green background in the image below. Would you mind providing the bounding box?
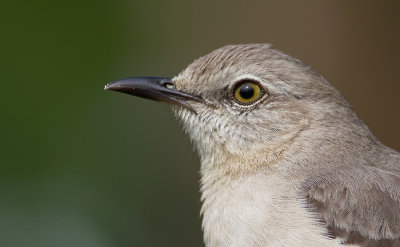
[1,0,399,246]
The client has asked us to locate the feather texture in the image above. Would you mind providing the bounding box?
[304,164,400,246]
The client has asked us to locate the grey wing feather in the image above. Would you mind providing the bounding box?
[303,164,400,246]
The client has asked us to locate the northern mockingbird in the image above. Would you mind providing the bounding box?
[105,44,400,247]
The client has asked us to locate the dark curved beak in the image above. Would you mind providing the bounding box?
[104,77,202,109]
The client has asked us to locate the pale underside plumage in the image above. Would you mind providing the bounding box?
[170,44,400,247]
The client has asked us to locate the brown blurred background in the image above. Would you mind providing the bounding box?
[1,0,399,246]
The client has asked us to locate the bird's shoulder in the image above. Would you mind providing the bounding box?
[302,163,400,246]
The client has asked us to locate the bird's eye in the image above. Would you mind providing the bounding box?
[233,81,263,104]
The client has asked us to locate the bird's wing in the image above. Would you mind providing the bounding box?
[303,164,400,246]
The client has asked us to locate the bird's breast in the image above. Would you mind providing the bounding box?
[200,171,348,247]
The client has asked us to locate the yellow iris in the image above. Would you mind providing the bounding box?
[234,82,262,104]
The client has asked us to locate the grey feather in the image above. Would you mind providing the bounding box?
[304,162,400,246]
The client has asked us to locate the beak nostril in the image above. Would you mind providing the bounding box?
[162,81,176,89]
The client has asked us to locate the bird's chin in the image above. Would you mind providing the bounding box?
[172,105,197,122]
[171,103,201,116]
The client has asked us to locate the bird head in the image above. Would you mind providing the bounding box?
[106,44,355,172]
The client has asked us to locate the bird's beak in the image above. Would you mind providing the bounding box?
[104,77,202,109]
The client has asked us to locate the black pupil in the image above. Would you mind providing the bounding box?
[239,84,255,99]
